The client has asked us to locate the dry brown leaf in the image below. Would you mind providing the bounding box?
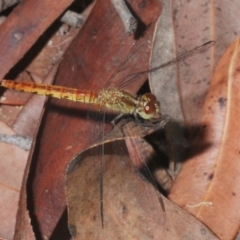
[149,0,240,139]
[1,24,79,137]
[66,119,218,240]
[0,0,73,80]
[0,21,78,239]
[147,2,240,238]
[169,38,240,240]
[0,121,29,240]
[150,0,215,124]
[0,0,82,239]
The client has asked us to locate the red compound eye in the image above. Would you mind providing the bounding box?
[144,93,157,102]
[144,102,156,115]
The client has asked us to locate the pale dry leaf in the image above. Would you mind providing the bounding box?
[0,121,29,240]
[169,38,240,240]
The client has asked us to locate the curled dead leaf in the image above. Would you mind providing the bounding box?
[66,119,218,240]
[169,37,240,240]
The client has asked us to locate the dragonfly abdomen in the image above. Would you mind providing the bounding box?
[0,80,99,104]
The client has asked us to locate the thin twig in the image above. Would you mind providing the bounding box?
[111,0,137,34]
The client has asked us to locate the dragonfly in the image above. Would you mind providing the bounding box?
[0,41,215,122]
[0,40,215,233]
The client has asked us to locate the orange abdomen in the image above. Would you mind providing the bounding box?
[0,80,99,104]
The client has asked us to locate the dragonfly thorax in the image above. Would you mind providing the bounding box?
[136,93,161,120]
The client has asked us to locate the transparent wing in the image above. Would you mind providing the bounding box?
[116,41,215,89]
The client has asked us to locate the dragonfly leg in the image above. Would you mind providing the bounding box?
[111,113,133,126]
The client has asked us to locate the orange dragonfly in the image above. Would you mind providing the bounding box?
[0,41,215,122]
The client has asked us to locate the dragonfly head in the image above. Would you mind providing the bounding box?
[137,93,161,120]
